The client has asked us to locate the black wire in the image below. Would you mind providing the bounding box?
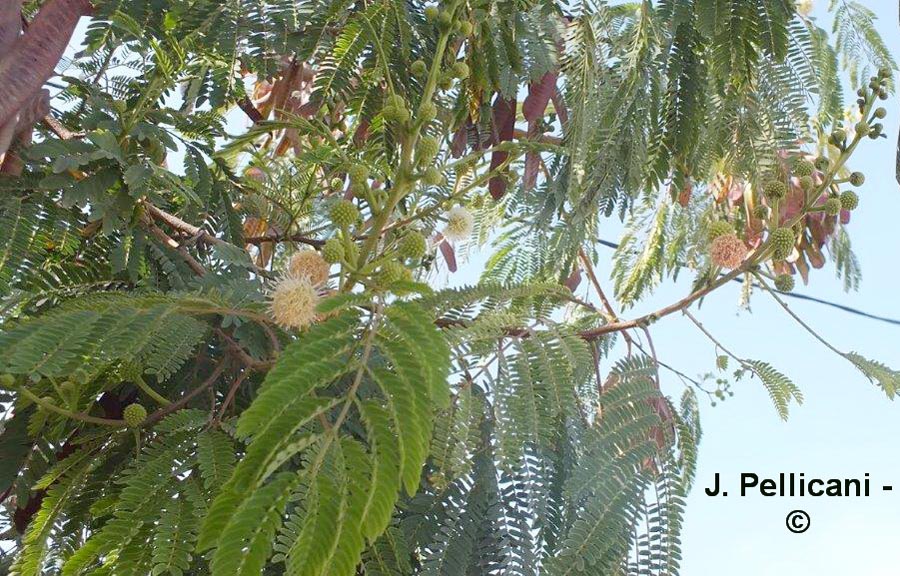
[595,238,900,327]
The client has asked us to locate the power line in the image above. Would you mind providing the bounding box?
[595,238,900,328]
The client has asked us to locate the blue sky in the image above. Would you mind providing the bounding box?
[665,2,900,573]
[59,2,900,573]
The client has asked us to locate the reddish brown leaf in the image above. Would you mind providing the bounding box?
[489,95,516,200]
[523,72,556,123]
[439,239,457,272]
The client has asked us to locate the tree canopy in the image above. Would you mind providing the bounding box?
[0,0,897,574]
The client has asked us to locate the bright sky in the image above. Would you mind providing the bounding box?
[59,1,900,573]
[667,2,900,573]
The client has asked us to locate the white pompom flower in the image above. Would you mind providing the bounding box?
[442,205,474,242]
[269,275,320,330]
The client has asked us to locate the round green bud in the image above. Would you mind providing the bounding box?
[424,6,439,21]
[422,166,444,186]
[830,129,846,145]
[857,88,866,97]
[774,274,795,293]
[322,238,344,264]
[330,200,359,228]
[0,374,15,389]
[793,159,815,177]
[451,62,470,80]
[379,261,407,285]
[878,88,888,100]
[707,220,734,242]
[874,107,887,119]
[752,205,769,220]
[438,74,454,90]
[770,227,795,261]
[799,175,814,191]
[399,231,427,259]
[849,171,865,186]
[348,165,369,184]
[330,177,344,191]
[437,11,453,31]
[814,156,830,171]
[411,60,428,78]
[38,396,56,412]
[855,121,870,137]
[869,123,883,138]
[417,135,440,166]
[457,20,473,36]
[823,197,842,216]
[763,180,788,200]
[419,101,437,123]
[386,94,406,109]
[123,403,147,427]
[350,181,369,198]
[840,190,859,211]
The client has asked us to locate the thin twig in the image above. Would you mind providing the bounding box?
[145,361,228,426]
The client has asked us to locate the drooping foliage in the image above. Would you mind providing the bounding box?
[0,0,897,574]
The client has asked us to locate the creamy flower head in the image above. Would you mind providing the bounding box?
[843,105,863,140]
[796,0,813,17]
[443,205,474,242]
[269,275,320,329]
[288,250,330,286]
[709,233,747,269]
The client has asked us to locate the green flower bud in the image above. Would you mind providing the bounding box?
[770,227,795,261]
[330,177,344,191]
[451,62,470,79]
[322,238,344,264]
[330,200,360,228]
[379,261,407,285]
[417,135,441,166]
[799,175,814,191]
[437,11,453,31]
[123,403,147,427]
[849,171,865,186]
[0,374,15,389]
[874,107,887,119]
[763,180,788,200]
[424,6,439,21]
[823,197,842,216]
[752,205,769,220]
[830,129,846,145]
[457,20,473,36]
[774,274,795,293]
[855,121,870,137]
[419,101,437,123]
[814,156,830,171]
[348,165,369,184]
[793,159,815,177]
[707,220,734,242]
[411,60,428,78]
[422,166,444,186]
[399,231,427,259]
[840,190,859,211]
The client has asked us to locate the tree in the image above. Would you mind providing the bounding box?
[0,0,896,574]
